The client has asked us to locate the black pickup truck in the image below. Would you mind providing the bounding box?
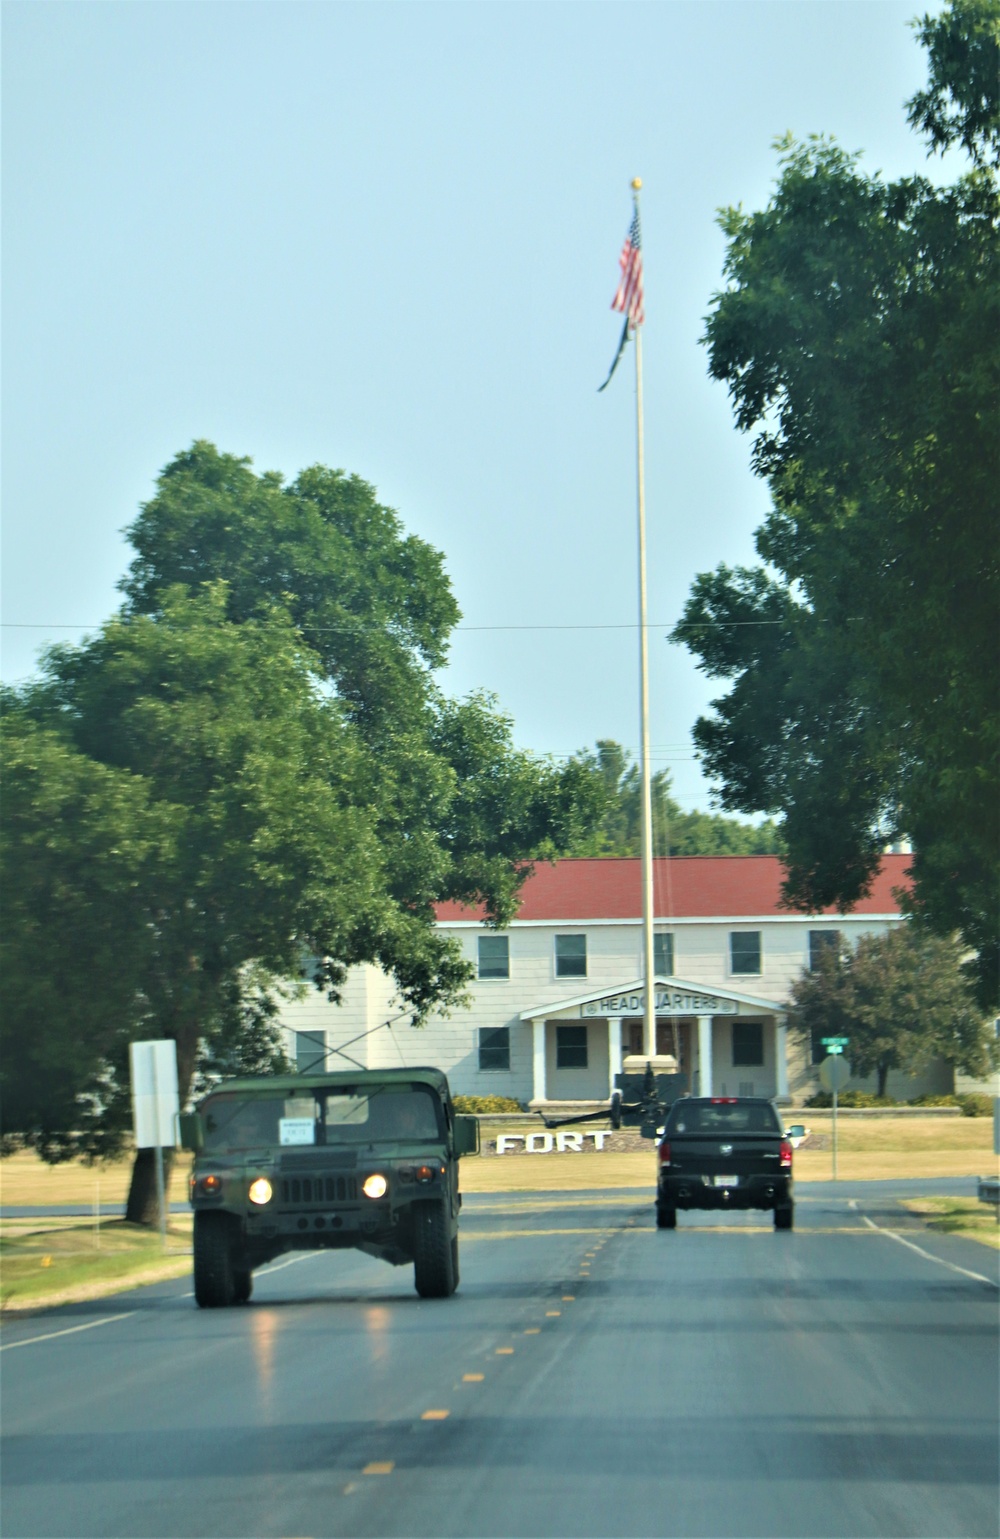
[655,1096,794,1230]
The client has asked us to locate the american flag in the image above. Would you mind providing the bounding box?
[612,208,644,326]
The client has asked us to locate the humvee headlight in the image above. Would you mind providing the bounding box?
[248,1178,273,1205]
[362,1173,388,1200]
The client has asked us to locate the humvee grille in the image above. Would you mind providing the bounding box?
[280,1174,358,1205]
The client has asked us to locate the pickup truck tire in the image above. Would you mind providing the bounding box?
[193,1211,237,1307]
[774,1203,794,1230]
[413,1201,457,1298]
[655,1203,677,1230]
[232,1266,253,1304]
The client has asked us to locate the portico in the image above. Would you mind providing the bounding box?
[520,976,788,1106]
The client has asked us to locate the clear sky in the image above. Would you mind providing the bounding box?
[2,0,952,812]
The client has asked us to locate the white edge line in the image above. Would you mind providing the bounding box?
[0,1311,137,1351]
[858,1212,998,1289]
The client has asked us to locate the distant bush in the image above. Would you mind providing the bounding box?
[956,1093,993,1118]
[909,1094,960,1107]
[804,1090,897,1108]
[452,1095,524,1114]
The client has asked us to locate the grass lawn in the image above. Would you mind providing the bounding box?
[0,1149,193,1209]
[899,1197,1000,1250]
[0,1216,193,1313]
[460,1113,999,1191]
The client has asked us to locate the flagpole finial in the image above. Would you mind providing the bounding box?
[631,177,642,190]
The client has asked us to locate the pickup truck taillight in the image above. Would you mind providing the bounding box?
[779,1139,793,1169]
[658,1141,671,1166]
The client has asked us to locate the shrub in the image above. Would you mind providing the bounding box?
[956,1093,993,1118]
[452,1095,524,1114]
[909,1094,960,1107]
[804,1090,897,1108]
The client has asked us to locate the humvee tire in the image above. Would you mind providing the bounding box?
[413,1201,457,1298]
[655,1204,677,1230]
[194,1211,236,1307]
[233,1266,253,1304]
[774,1203,794,1231]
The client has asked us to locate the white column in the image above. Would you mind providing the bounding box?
[607,1017,622,1096]
[775,1016,789,1100]
[697,1015,713,1099]
[531,1018,548,1105]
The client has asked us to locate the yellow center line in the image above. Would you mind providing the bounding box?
[421,1409,449,1420]
[496,1346,514,1355]
[545,1310,561,1317]
[362,1463,394,1476]
[524,1327,541,1334]
[462,1372,485,1381]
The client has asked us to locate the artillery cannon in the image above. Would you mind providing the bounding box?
[541,1055,689,1140]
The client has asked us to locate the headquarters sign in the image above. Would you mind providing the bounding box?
[581,989,737,1019]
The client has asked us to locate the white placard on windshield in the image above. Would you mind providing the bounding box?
[279,1117,316,1146]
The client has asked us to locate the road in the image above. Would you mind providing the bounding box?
[2,1184,997,1539]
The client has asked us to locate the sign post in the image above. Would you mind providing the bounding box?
[820,1041,851,1182]
[130,1040,179,1249]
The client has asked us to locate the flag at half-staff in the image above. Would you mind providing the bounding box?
[598,202,645,391]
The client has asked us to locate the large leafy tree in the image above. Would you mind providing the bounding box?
[672,0,1000,1007]
[3,448,604,1219]
[565,741,784,857]
[786,925,994,1098]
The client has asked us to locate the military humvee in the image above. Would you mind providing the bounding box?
[179,1067,479,1306]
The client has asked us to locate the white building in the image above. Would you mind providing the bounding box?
[279,854,936,1105]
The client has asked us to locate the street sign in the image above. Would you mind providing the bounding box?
[130,1040,179,1147]
[129,1040,179,1250]
[819,1054,851,1093]
[822,1036,850,1047]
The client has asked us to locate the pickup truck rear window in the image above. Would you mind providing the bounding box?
[667,1102,781,1135]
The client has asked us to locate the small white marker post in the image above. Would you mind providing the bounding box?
[820,1041,851,1183]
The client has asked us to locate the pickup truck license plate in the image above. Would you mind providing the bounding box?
[714,1174,739,1187]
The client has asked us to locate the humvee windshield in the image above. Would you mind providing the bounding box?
[201,1084,444,1152]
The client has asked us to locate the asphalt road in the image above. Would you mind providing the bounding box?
[2,1183,997,1539]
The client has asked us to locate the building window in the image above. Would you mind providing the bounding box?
[555,934,587,978]
[556,1024,588,1069]
[478,934,510,979]
[809,929,840,970]
[730,931,762,975]
[478,1027,511,1071]
[295,1030,326,1073]
[654,932,674,976]
[732,1022,764,1067]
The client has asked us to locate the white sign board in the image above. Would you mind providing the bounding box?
[581,988,738,1019]
[130,1039,180,1148]
[279,1117,316,1146]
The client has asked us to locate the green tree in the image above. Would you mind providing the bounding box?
[3,450,605,1220]
[566,740,784,857]
[0,709,169,1160]
[672,1,1000,1007]
[787,926,994,1098]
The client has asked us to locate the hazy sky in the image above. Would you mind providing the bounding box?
[2,0,953,811]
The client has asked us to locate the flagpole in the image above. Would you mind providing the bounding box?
[631,177,656,1063]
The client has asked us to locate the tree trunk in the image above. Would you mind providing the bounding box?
[124,1019,201,1227]
[876,1059,889,1098]
[125,1145,176,1226]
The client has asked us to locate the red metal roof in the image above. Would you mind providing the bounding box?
[434,855,912,922]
